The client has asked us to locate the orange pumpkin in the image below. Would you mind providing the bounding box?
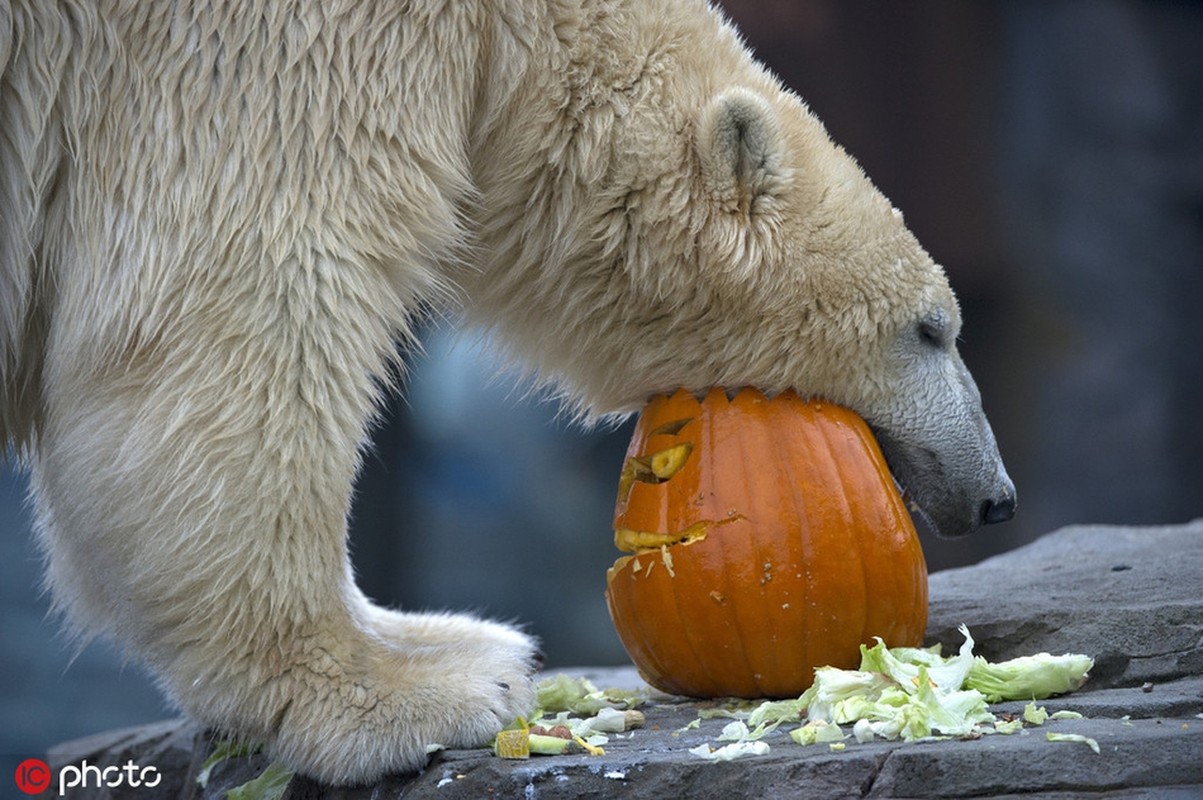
[604,387,927,698]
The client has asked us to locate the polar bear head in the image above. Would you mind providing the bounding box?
[685,87,1017,539]
[466,12,1014,539]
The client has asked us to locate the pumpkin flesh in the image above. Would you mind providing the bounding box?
[605,387,927,699]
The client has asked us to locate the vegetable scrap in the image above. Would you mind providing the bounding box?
[786,626,1093,744]
[493,727,532,759]
[688,741,771,761]
[197,739,263,789]
[534,673,647,716]
[493,675,646,759]
[966,652,1096,702]
[1024,702,1050,725]
[225,762,293,800]
[197,739,294,800]
[789,719,847,746]
[679,625,1096,761]
[497,633,1095,765]
[1045,732,1102,754]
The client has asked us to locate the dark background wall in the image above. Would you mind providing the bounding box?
[3,0,1200,766]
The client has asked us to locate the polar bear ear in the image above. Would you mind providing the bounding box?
[697,88,787,217]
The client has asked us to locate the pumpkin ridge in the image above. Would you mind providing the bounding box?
[774,398,862,673]
[606,559,669,690]
[723,393,781,696]
[821,407,927,644]
[766,396,826,690]
[675,388,760,695]
[662,539,731,696]
[809,406,873,646]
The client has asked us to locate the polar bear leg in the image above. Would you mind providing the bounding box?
[28,297,538,783]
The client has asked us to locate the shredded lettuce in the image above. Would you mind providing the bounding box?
[965,652,1094,702]
[796,661,989,742]
[1023,702,1049,725]
[1046,732,1101,754]
[992,717,1023,735]
[789,719,846,745]
[716,719,780,742]
[788,626,1092,747]
[745,697,807,728]
[859,624,977,693]
[577,706,631,734]
[197,740,262,789]
[626,630,1093,762]
[224,763,293,800]
[797,668,894,724]
[533,674,645,716]
[1050,710,1084,720]
[688,741,770,761]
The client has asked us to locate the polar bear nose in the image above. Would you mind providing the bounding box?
[979,492,1017,525]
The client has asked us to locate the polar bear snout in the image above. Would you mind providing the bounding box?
[918,480,1016,540]
[871,414,1016,541]
[980,486,1017,526]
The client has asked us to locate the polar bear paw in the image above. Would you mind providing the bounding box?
[221,611,540,785]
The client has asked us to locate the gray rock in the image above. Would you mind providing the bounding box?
[44,522,1203,798]
[926,519,1203,688]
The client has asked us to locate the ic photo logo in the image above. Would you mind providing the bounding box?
[15,756,162,796]
[15,759,51,794]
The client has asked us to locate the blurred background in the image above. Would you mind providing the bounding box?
[2,0,1200,765]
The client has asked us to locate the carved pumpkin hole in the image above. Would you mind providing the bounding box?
[614,521,709,552]
[614,513,746,554]
[647,442,692,479]
[618,442,694,503]
[648,417,693,437]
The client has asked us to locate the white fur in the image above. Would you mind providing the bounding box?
[1,0,1012,784]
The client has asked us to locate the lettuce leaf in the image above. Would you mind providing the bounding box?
[790,626,1091,746]
[965,653,1094,702]
[859,624,977,693]
[534,674,645,716]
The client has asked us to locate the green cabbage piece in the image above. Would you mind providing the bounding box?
[688,741,771,761]
[533,674,645,716]
[745,697,807,728]
[196,740,261,789]
[225,762,293,800]
[789,719,846,745]
[993,717,1023,735]
[1023,702,1049,725]
[796,662,990,742]
[859,624,977,693]
[965,652,1095,702]
[797,668,894,725]
[1046,732,1101,754]
[790,626,1092,745]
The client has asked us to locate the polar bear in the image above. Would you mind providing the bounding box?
[1,0,1014,785]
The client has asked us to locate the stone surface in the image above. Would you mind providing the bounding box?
[925,520,1203,689]
[45,522,1203,798]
